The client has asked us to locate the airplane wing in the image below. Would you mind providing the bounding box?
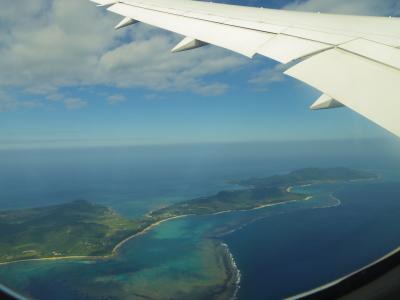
[90,0,400,137]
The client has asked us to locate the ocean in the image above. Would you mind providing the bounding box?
[0,139,400,299]
[224,182,400,299]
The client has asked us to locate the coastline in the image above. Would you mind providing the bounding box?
[111,214,191,254]
[286,183,313,193]
[1,177,353,267]
[211,196,313,217]
[0,170,381,300]
[328,193,342,207]
[0,215,193,267]
[216,192,343,299]
[0,195,312,266]
[0,182,351,299]
[0,255,104,266]
[220,242,241,300]
[204,241,242,300]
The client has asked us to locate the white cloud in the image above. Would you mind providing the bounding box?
[97,33,245,93]
[1,0,398,112]
[0,90,42,112]
[46,92,65,102]
[249,64,287,87]
[64,97,87,110]
[0,0,246,111]
[107,94,127,105]
[0,97,18,112]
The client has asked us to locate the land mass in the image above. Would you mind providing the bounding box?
[0,167,376,263]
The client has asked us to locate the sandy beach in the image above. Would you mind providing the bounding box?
[112,214,191,254]
[0,186,315,266]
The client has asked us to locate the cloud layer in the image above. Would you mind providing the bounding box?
[0,0,247,110]
[1,0,399,111]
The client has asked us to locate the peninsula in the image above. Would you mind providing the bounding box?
[0,167,376,263]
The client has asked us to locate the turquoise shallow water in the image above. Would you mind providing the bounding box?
[0,183,339,300]
[1,142,400,299]
[1,179,400,299]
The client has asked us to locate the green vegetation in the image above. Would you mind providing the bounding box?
[149,187,303,220]
[0,200,146,262]
[232,167,376,189]
[0,168,376,263]
[149,168,375,220]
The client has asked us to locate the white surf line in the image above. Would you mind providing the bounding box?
[211,196,313,217]
[114,185,317,252]
[221,242,241,300]
[0,199,307,267]
[329,193,342,206]
[0,187,318,266]
[309,193,342,211]
[115,195,314,251]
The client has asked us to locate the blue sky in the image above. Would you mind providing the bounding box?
[0,0,399,149]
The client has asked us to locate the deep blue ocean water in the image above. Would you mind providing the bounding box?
[223,182,400,299]
[1,139,399,215]
[0,188,337,300]
[1,140,400,299]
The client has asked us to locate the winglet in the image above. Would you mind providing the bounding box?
[310,94,344,110]
[115,17,138,30]
[171,37,208,53]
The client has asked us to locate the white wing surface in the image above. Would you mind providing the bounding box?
[90,0,400,137]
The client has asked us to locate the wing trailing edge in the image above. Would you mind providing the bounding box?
[89,0,400,137]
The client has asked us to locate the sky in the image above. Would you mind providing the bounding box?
[0,0,399,149]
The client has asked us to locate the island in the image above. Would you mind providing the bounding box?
[0,200,144,262]
[0,167,376,264]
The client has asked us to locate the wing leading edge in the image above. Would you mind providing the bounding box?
[90,0,400,137]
